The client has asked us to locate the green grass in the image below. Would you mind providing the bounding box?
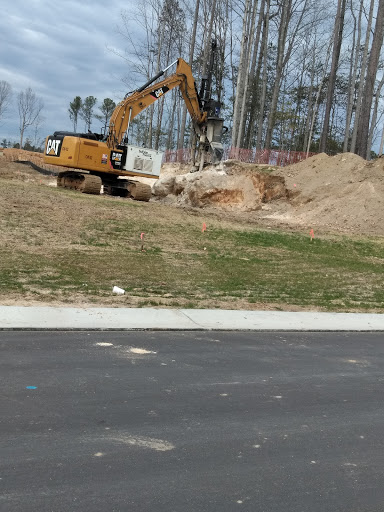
[2,225,383,311]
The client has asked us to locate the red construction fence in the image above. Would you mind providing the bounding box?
[163,147,316,167]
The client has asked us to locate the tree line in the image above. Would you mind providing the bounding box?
[0,82,44,150]
[2,0,384,159]
[68,96,116,133]
[111,0,384,160]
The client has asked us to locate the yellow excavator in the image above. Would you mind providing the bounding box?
[44,45,225,201]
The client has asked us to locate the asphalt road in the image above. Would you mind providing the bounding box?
[1,331,384,512]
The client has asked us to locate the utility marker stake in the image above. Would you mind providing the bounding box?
[202,222,207,233]
[140,232,145,252]
[310,229,314,241]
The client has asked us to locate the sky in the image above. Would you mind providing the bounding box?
[0,0,138,144]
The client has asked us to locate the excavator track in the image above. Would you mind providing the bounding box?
[81,175,103,194]
[3,149,151,201]
[127,182,152,202]
[57,171,102,195]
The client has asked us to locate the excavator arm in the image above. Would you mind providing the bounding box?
[107,59,207,149]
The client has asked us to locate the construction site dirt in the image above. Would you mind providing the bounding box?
[2,150,384,237]
[155,153,384,237]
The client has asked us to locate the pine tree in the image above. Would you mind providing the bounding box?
[68,96,82,132]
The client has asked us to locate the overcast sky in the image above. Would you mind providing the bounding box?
[1,0,137,144]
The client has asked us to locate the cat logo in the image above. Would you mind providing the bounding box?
[154,88,164,98]
[150,86,169,99]
[46,139,61,156]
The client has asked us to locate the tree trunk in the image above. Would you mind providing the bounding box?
[264,0,292,149]
[343,0,362,152]
[166,91,178,150]
[244,0,265,148]
[350,0,375,154]
[255,0,270,150]
[147,105,153,148]
[236,0,259,148]
[355,0,384,159]
[201,0,217,76]
[303,56,315,152]
[178,0,200,150]
[379,125,384,156]
[367,75,384,159]
[231,0,252,147]
[306,38,334,156]
[318,0,347,153]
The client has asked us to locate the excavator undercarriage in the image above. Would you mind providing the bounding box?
[57,172,102,194]
[57,170,152,201]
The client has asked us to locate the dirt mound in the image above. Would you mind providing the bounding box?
[0,154,56,186]
[153,161,286,211]
[267,153,384,235]
[3,148,75,176]
[155,153,384,235]
[273,152,367,194]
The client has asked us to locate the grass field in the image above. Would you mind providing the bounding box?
[1,169,384,311]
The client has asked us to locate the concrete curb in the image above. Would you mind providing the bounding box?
[0,306,384,331]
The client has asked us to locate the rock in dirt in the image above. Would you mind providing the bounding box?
[153,161,287,211]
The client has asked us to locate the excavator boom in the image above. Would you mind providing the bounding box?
[107,59,207,148]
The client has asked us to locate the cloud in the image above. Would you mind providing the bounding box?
[0,0,141,141]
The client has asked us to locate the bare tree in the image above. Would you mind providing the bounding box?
[305,31,334,155]
[318,0,347,153]
[264,0,309,149]
[255,0,271,150]
[350,0,375,153]
[231,0,252,147]
[32,113,45,151]
[178,0,200,150]
[355,0,384,159]
[244,0,266,149]
[111,0,376,157]
[0,81,12,123]
[153,0,186,150]
[17,87,44,149]
[235,0,258,149]
[367,74,384,158]
[343,0,363,153]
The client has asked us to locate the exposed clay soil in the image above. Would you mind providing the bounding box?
[267,152,384,236]
[158,153,384,236]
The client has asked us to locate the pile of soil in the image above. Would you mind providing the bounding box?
[153,160,287,212]
[267,153,384,235]
[0,156,56,187]
[157,153,384,236]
